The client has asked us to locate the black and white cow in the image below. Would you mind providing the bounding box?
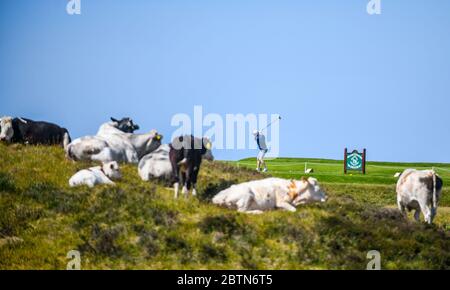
[138,143,214,182]
[66,117,161,163]
[104,117,139,134]
[0,116,71,149]
[169,135,212,198]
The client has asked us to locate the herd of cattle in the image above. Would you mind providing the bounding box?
[0,116,444,223]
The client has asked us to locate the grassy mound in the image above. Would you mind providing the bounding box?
[0,144,449,269]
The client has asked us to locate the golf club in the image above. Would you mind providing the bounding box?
[260,116,282,133]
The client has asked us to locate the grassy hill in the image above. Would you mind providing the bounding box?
[235,157,450,207]
[0,144,449,269]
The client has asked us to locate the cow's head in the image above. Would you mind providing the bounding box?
[201,137,213,156]
[102,161,122,180]
[287,177,327,206]
[144,130,163,155]
[110,117,140,133]
[0,116,14,142]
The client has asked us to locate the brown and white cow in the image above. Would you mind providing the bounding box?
[396,169,443,224]
[212,177,327,214]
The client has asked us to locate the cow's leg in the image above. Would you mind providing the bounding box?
[191,184,197,196]
[294,197,308,205]
[179,170,189,198]
[169,150,181,199]
[172,169,180,199]
[418,200,433,224]
[397,197,407,217]
[244,210,264,214]
[102,177,116,186]
[236,194,254,213]
[86,180,96,188]
[180,149,192,196]
[191,166,200,197]
[430,207,437,223]
[183,163,196,197]
[276,201,297,212]
[173,182,179,199]
[414,209,421,222]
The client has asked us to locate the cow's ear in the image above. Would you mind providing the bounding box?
[287,180,296,191]
[111,117,119,123]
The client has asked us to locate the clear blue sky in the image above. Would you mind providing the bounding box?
[1,0,449,162]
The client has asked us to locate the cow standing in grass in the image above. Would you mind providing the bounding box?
[169,135,212,198]
[396,169,443,224]
[138,143,214,182]
[0,116,71,149]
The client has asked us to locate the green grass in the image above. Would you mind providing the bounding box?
[0,144,449,269]
[234,157,450,206]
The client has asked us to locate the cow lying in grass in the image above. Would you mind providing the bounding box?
[138,144,173,181]
[212,177,327,214]
[69,161,122,188]
[66,117,162,163]
[397,169,443,224]
[0,116,71,149]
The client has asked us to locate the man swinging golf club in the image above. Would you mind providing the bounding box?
[252,116,281,173]
[253,129,268,172]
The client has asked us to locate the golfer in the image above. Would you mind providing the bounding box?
[253,130,268,172]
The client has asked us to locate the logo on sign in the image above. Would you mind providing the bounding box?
[347,152,363,170]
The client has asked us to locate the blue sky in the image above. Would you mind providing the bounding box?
[0,0,449,162]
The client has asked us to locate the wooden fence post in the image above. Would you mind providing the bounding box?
[362,148,367,175]
[344,148,348,174]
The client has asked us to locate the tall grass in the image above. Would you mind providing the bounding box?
[0,144,449,269]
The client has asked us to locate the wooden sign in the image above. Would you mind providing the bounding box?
[344,148,366,174]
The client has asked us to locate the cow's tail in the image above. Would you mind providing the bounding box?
[432,170,437,209]
[63,130,74,160]
[65,144,78,161]
[63,130,71,152]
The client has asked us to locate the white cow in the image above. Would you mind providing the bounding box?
[212,177,327,214]
[396,169,443,224]
[66,118,162,163]
[69,161,122,188]
[138,144,172,181]
[138,143,214,181]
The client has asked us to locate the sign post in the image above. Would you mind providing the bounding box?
[344,148,366,174]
